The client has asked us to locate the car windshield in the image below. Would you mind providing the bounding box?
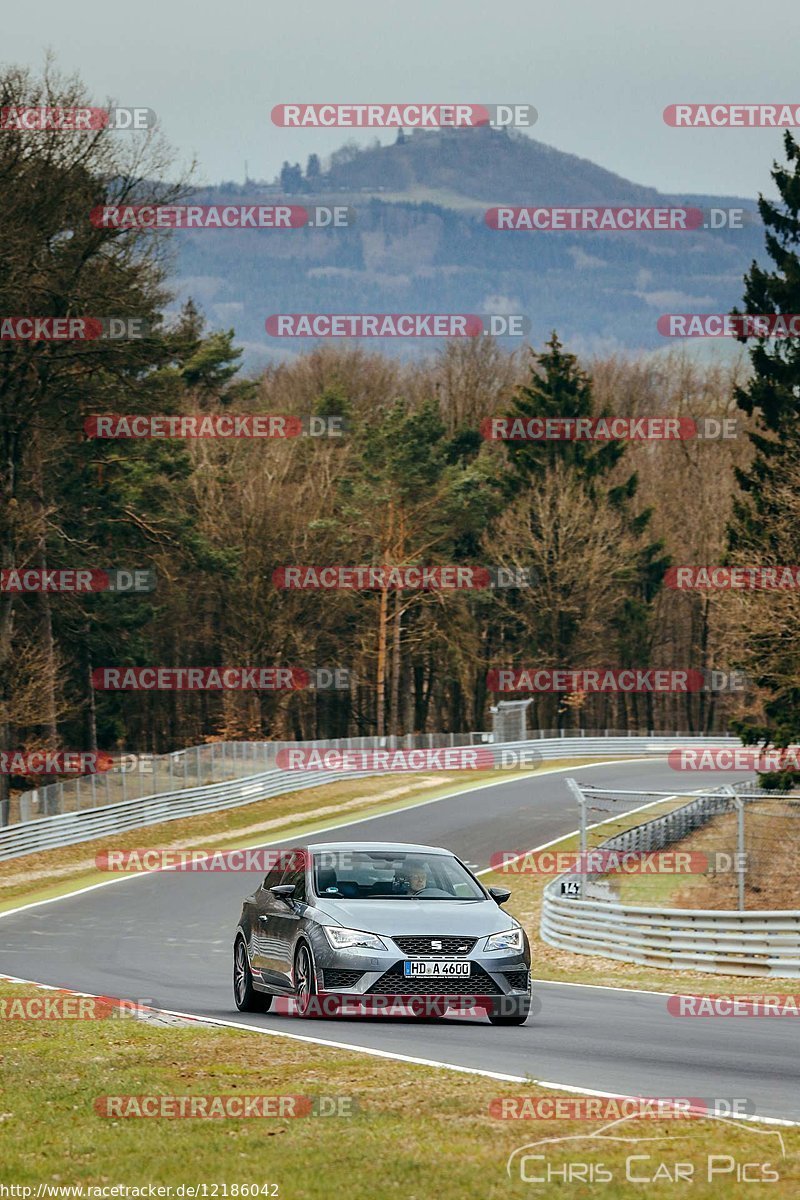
[312,850,485,901]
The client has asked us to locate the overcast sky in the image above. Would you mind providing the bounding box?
[7,0,798,198]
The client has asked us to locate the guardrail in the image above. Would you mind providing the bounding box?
[0,734,738,863]
[541,781,800,978]
[9,727,725,824]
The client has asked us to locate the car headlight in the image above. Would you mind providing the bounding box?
[484,927,524,952]
[323,926,388,951]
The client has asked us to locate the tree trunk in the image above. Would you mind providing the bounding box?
[31,430,58,747]
[375,585,388,735]
[389,590,402,735]
[86,644,98,753]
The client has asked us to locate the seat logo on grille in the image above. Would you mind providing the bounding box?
[431,939,442,950]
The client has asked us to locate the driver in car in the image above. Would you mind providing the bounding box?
[396,858,430,895]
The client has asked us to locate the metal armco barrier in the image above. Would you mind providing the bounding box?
[541,781,800,977]
[0,734,737,862]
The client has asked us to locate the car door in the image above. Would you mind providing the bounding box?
[250,863,286,979]
[262,858,308,986]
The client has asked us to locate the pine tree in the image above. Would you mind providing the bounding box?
[504,332,626,484]
[728,132,800,781]
[492,333,670,728]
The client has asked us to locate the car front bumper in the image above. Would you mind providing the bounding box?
[309,932,531,998]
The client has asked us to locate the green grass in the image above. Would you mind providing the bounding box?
[3,763,799,1194]
[0,980,797,1197]
[613,866,710,908]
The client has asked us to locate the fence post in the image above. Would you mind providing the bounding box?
[566,778,586,899]
[728,787,746,912]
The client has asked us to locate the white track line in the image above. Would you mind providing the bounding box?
[1,969,794,1127]
[7,759,787,1125]
[474,787,691,875]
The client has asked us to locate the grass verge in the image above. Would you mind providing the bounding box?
[614,804,800,912]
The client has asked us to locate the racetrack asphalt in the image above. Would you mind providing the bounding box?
[2,759,799,1122]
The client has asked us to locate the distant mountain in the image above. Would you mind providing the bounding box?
[172,128,762,369]
[325,126,667,206]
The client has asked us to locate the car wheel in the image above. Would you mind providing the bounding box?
[234,936,272,1012]
[486,990,531,1026]
[293,942,318,1016]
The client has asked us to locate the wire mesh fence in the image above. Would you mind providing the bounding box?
[563,781,800,911]
[5,727,723,827]
[6,733,491,825]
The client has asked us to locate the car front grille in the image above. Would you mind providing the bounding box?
[321,969,365,990]
[392,935,478,956]
[365,965,502,996]
[502,970,530,991]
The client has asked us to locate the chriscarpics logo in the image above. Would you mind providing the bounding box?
[506,1113,785,1185]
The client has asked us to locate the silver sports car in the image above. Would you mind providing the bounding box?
[233,840,532,1025]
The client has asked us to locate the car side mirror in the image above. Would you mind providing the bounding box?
[488,886,511,905]
[270,884,297,906]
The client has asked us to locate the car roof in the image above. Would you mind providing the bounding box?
[304,841,453,855]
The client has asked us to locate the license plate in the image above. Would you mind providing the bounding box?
[403,960,471,977]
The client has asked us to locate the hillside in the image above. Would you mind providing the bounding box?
[173,128,762,368]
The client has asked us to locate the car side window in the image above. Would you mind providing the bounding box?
[262,865,284,892]
[281,864,307,903]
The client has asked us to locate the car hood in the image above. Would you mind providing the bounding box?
[315,898,515,937]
